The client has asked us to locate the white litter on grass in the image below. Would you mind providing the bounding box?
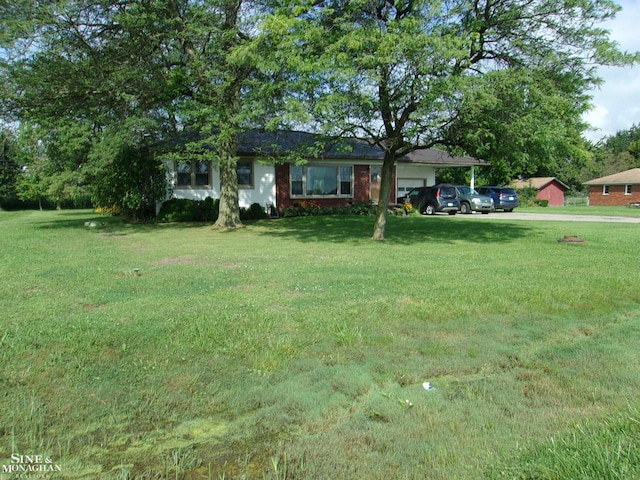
[423,382,434,391]
[84,221,105,228]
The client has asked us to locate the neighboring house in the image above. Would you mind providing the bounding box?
[511,177,569,206]
[165,130,489,212]
[583,168,640,206]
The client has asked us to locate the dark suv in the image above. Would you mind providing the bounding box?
[476,186,519,212]
[399,184,460,215]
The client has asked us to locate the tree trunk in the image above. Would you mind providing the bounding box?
[212,83,243,229]
[214,133,243,229]
[371,151,396,240]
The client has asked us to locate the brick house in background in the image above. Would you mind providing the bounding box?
[583,168,640,206]
[511,177,569,206]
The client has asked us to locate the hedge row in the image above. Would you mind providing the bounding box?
[157,198,269,223]
[282,202,374,217]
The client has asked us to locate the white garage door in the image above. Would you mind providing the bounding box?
[397,179,425,197]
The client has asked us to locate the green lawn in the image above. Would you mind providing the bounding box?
[1,209,639,479]
[518,205,640,217]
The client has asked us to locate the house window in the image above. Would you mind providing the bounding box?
[603,185,609,195]
[237,160,254,189]
[176,160,253,188]
[176,160,211,187]
[290,165,353,197]
[625,185,632,195]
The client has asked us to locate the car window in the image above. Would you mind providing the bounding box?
[406,189,421,202]
[438,186,457,198]
[502,188,517,195]
[457,186,470,195]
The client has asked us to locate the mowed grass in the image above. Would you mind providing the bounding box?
[1,209,639,479]
[518,205,640,217]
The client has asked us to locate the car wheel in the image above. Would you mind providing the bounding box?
[460,202,471,214]
[481,211,490,214]
[448,211,456,215]
[425,204,436,215]
[504,208,513,212]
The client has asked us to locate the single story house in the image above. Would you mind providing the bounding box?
[511,177,569,206]
[165,130,489,212]
[583,168,640,206]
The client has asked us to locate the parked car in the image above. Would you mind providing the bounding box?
[476,186,519,212]
[398,184,460,215]
[454,186,494,214]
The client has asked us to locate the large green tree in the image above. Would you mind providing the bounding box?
[272,0,636,239]
[443,66,595,187]
[1,0,278,227]
[589,123,640,178]
[14,122,92,209]
[0,128,22,203]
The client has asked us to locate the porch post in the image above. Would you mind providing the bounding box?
[470,166,475,189]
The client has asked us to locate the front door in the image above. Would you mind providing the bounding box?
[369,166,382,203]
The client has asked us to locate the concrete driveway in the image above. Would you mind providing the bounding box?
[461,212,640,223]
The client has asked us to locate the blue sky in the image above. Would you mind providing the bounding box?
[583,0,640,142]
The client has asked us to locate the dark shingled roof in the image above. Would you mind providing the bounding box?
[238,130,488,166]
[165,129,489,167]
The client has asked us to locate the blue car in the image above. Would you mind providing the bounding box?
[476,186,519,212]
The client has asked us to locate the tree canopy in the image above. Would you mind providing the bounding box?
[588,123,640,178]
[0,128,22,203]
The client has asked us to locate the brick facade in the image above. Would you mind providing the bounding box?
[588,185,640,206]
[354,165,370,204]
[275,164,397,211]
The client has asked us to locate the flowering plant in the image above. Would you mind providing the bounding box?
[95,204,121,216]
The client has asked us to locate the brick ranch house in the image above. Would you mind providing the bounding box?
[164,131,489,213]
[583,168,640,206]
[511,177,569,206]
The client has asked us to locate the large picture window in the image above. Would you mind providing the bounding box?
[290,165,353,197]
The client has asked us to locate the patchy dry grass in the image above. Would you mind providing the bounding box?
[1,209,639,479]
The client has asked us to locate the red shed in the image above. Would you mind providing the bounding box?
[512,177,569,207]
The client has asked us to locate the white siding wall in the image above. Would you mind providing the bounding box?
[165,160,276,209]
[239,162,276,208]
[396,165,436,187]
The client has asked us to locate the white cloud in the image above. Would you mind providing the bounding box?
[583,0,640,142]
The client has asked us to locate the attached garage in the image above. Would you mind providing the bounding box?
[397,178,427,198]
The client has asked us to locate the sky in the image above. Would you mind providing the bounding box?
[582,0,640,143]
